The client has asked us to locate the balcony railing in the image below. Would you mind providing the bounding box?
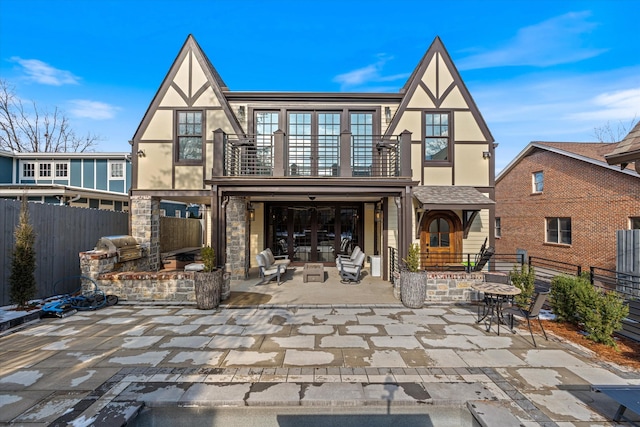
[215,129,410,178]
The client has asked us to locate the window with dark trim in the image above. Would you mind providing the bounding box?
[533,171,544,193]
[495,217,501,238]
[177,111,203,162]
[546,217,571,244]
[631,217,640,230]
[425,113,450,162]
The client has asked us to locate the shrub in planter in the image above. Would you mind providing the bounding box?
[510,264,535,309]
[194,246,222,310]
[400,243,426,309]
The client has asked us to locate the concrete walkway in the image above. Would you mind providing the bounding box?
[1,271,639,425]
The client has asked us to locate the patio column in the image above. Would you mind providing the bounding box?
[273,129,285,176]
[130,195,160,271]
[340,129,352,177]
[225,196,250,280]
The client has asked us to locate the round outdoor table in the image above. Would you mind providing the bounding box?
[472,282,522,335]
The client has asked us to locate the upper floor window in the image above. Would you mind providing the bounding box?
[546,217,571,245]
[631,217,640,230]
[177,111,203,162]
[351,112,373,176]
[39,163,52,178]
[495,217,501,238]
[532,171,544,193]
[22,162,35,178]
[425,113,449,162]
[55,163,68,178]
[110,162,124,178]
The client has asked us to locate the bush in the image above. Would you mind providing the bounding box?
[549,274,592,324]
[577,289,628,348]
[9,197,37,308]
[201,246,216,272]
[549,274,629,348]
[510,264,535,308]
[403,243,421,273]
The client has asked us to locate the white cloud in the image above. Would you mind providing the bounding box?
[10,57,80,86]
[333,55,409,91]
[457,11,608,70]
[567,88,640,122]
[68,100,119,120]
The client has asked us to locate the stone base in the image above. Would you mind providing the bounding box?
[96,271,196,302]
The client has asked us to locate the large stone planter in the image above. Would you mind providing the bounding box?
[401,271,427,308]
[194,269,223,309]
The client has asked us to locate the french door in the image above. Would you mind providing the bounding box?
[268,204,360,264]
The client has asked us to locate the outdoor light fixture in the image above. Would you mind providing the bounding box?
[238,106,245,121]
[247,203,255,221]
[385,106,391,122]
[482,151,491,159]
[137,149,146,158]
[375,207,382,222]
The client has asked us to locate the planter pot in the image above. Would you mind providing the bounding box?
[194,269,223,310]
[400,271,427,309]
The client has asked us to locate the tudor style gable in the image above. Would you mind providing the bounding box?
[132,35,241,191]
[388,37,493,187]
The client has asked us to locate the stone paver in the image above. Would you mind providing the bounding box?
[0,301,639,426]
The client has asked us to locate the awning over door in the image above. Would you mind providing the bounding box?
[413,186,495,238]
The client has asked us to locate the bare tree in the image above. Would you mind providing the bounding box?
[593,116,638,143]
[0,79,99,152]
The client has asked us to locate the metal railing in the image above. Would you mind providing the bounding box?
[222,133,401,178]
[590,266,640,300]
[527,256,582,284]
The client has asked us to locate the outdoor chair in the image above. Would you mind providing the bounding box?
[503,290,550,347]
[339,251,365,284]
[336,246,361,267]
[472,245,495,272]
[256,252,287,286]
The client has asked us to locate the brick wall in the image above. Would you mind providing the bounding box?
[495,149,640,271]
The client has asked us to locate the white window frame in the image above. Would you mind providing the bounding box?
[39,162,52,178]
[22,162,36,178]
[175,210,181,218]
[55,162,69,178]
[532,171,544,193]
[109,161,125,179]
[546,217,571,245]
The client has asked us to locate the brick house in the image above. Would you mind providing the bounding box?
[495,141,640,272]
[129,34,496,282]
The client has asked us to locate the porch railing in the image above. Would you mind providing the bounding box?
[218,129,409,178]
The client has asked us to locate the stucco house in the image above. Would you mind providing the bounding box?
[129,35,496,282]
[495,141,640,272]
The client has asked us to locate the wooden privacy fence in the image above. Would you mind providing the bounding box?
[1,199,128,306]
[159,216,202,253]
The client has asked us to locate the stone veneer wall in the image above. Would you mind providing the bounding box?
[130,195,160,271]
[424,272,485,302]
[80,250,195,301]
[226,197,250,280]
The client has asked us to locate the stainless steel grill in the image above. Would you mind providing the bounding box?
[96,235,143,262]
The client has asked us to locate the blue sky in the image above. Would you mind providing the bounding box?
[1,0,639,172]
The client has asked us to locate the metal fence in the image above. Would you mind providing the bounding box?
[1,199,128,306]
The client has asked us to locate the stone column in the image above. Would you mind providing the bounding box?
[130,195,160,271]
[226,196,250,280]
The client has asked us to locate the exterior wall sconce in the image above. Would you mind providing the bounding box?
[482,151,491,159]
[238,106,245,121]
[375,207,382,222]
[247,203,255,221]
[137,149,145,158]
[384,106,391,122]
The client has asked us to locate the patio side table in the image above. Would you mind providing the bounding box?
[303,263,324,283]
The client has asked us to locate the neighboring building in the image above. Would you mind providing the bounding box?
[130,35,496,280]
[495,141,640,272]
[605,121,640,171]
[0,150,131,211]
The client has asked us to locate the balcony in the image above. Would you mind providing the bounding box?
[213,129,411,178]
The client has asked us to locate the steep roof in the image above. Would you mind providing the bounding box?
[497,141,639,182]
[605,121,640,168]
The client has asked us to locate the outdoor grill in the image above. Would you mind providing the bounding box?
[95,235,143,262]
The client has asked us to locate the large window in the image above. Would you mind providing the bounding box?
[546,217,571,245]
[351,112,373,176]
[256,112,278,174]
[533,171,544,193]
[425,113,449,161]
[177,111,203,161]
